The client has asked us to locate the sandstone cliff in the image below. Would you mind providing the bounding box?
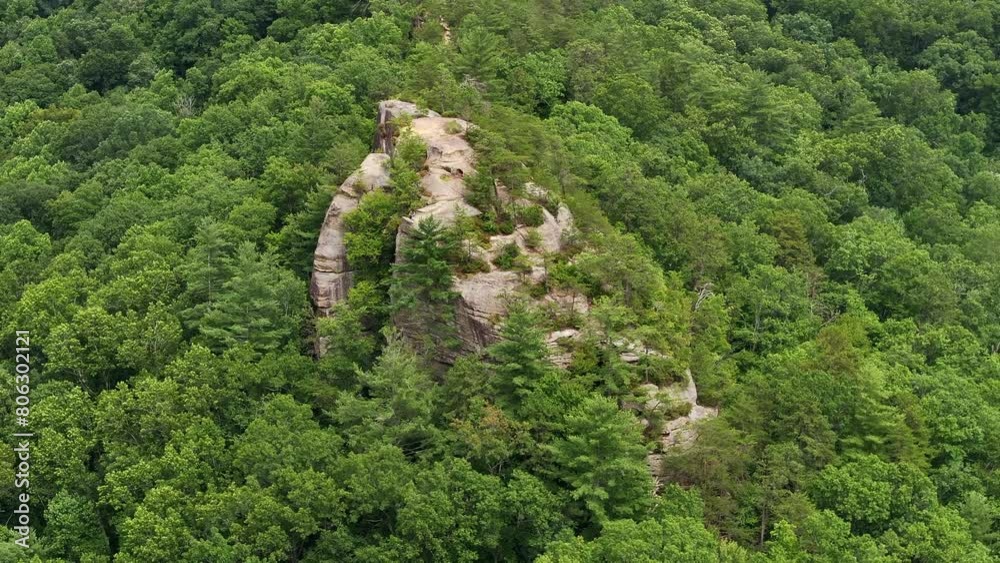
[311,101,437,317]
[312,99,576,362]
[310,100,716,484]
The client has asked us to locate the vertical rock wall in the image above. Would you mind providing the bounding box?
[311,101,437,319]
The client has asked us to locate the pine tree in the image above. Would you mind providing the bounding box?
[332,332,439,456]
[488,302,552,413]
[389,217,458,356]
[546,395,653,529]
[198,242,306,354]
[457,27,505,83]
[178,220,233,332]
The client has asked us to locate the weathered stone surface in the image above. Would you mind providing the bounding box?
[535,207,565,254]
[410,116,475,176]
[374,100,439,154]
[642,370,719,487]
[315,100,579,366]
[453,271,522,355]
[422,171,467,202]
[389,112,581,364]
[485,233,519,261]
[393,114,480,261]
[546,328,581,368]
[311,100,447,321]
[661,403,718,448]
[524,181,548,200]
[482,207,564,265]
[614,338,659,365]
[440,16,452,44]
[495,181,514,206]
[439,213,571,362]
[410,199,481,227]
[310,153,391,316]
[556,203,574,232]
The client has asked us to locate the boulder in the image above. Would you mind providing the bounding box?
[534,207,565,254]
[556,203,574,231]
[545,328,581,368]
[524,181,548,200]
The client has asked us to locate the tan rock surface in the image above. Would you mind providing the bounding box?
[314,101,577,366]
[643,370,719,487]
[310,153,391,316]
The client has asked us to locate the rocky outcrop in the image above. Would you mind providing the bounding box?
[640,370,719,488]
[310,153,392,316]
[311,100,712,490]
[453,271,521,354]
[311,101,435,320]
[390,111,576,361]
[373,100,439,154]
[392,114,479,260]
[312,100,576,361]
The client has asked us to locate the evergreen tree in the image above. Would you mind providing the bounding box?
[488,302,552,414]
[332,331,440,456]
[177,220,233,332]
[198,242,306,354]
[546,395,653,529]
[389,217,459,356]
[4,0,1000,559]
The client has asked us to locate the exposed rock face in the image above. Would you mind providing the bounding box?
[440,16,452,44]
[310,153,391,316]
[453,271,521,355]
[392,114,479,256]
[391,111,575,361]
[312,100,575,361]
[373,100,439,154]
[311,101,434,320]
[641,370,719,488]
[545,328,581,369]
[311,100,711,490]
[377,110,583,364]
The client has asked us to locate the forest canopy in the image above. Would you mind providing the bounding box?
[1,0,999,561]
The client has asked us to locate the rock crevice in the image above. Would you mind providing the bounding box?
[312,101,434,319]
[310,152,391,316]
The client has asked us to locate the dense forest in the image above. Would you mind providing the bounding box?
[1,0,999,561]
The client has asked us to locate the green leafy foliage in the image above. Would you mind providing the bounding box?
[2,0,1000,560]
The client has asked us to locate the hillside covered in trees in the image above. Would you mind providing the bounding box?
[1,0,1000,561]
